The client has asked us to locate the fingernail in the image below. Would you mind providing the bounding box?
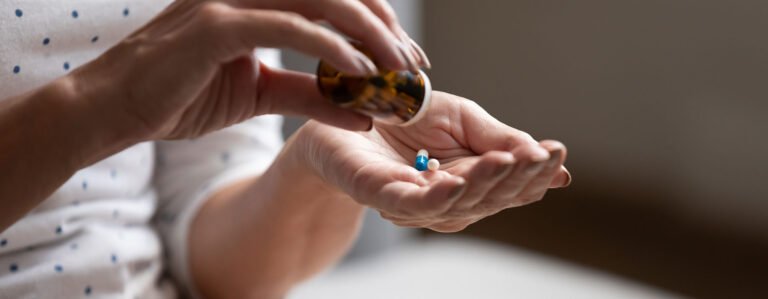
[531,148,550,162]
[395,30,421,66]
[353,51,379,76]
[397,28,431,69]
[562,167,572,187]
[493,153,515,178]
[500,152,515,163]
[397,42,420,73]
[547,149,563,167]
[409,38,432,69]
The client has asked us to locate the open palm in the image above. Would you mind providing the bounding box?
[300,91,570,232]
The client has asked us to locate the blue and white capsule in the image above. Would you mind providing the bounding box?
[415,149,429,171]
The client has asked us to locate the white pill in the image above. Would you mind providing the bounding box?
[417,149,429,158]
[427,158,440,171]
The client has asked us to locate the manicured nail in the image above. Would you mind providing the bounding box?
[562,167,572,187]
[409,38,432,69]
[397,28,431,69]
[397,42,420,73]
[353,51,379,76]
[531,148,550,162]
[493,153,515,178]
[547,149,563,167]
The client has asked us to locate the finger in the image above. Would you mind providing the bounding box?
[407,37,432,69]
[256,65,372,131]
[376,176,466,218]
[550,165,572,188]
[428,217,481,233]
[514,141,568,201]
[188,4,377,76]
[449,151,515,211]
[479,143,554,209]
[487,141,566,209]
[317,0,418,72]
[358,0,431,68]
[379,211,436,227]
[358,0,399,31]
[445,95,549,157]
[509,155,563,207]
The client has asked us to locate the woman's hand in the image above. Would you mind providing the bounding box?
[298,91,571,232]
[70,0,429,144]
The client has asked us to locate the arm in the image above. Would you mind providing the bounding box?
[186,92,572,298]
[188,130,365,299]
[1,0,421,232]
[0,78,137,231]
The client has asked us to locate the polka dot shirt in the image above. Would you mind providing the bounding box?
[0,1,285,298]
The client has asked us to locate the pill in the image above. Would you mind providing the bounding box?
[427,158,440,171]
[415,149,429,171]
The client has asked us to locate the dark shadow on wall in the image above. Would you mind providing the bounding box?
[423,0,768,297]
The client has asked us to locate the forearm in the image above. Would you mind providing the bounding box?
[189,130,365,299]
[0,77,138,231]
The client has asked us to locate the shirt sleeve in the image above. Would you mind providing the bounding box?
[153,115,284,297]
[153,49,285,297]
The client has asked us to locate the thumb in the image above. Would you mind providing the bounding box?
[256,64,372,131]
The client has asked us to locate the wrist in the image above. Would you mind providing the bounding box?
[41,75,141,167]
[190,127,364,299]
[264,127,349,203]
[290,121,341,188]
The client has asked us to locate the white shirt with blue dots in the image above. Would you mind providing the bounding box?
[0,1,285,298]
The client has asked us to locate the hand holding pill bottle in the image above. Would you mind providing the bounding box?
[316,45,432,126]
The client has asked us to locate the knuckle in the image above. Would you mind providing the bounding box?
[519,132,535,142]
[333,0,362,10]
[512,132,536,145]
[325,35,351,56]
[196,2,230,26]
[462,98,482,110]
[273,11,307,34]
[376,2,399,24]
[501,132,536,151]
[194,3,232,38]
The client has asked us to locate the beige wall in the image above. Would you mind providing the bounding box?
[423,1,768,237]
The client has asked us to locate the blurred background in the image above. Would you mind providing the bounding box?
[287,0,768,298]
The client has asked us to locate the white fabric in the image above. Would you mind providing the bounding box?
[290,237,682,299]
[0,1,284,298]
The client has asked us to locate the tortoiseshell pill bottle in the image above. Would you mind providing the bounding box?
[316,59,432,126]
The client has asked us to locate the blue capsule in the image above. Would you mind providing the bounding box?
[415,149,429,171]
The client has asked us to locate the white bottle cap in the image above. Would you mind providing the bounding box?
[401,69,432,127]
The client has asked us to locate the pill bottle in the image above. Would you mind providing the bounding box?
[316,55,432,126]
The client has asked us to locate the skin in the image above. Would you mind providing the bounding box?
[0,0,570,298]
[190,92,570,298]
[0,0,421,232]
